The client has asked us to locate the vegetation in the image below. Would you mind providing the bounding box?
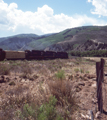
[1,25,107,50]
[0,59,77,120]
[17,96,63,120]
[55,70,65,80]
[70,50,107,57]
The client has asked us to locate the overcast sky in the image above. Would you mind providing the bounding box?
[0,0,107,37]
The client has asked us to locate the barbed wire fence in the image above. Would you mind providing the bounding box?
[89,58,106,120]
[95,58,107,120]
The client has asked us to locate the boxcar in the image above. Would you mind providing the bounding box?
[0,49,5,61]
[56,52,68,59]
[44,51,56,59]
[25,50,45,60]
[5,50,25,60]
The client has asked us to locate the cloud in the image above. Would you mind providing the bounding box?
[0,0,107,37]
[87,0,107,16]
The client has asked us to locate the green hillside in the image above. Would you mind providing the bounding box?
[28,26,105,50]
[1,25,107,51]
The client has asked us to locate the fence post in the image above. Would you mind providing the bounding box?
[96,58,105,113]
[90,110,94,120]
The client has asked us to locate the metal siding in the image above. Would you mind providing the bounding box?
[5,51,25,59]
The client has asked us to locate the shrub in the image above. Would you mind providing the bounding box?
[0,63,10,75]
[37,96,58,120]
[74,68,79,73]
[55,70,65,80]
[80,69,84,73]
[17,96,63,120]
[21,103,35,118]
[48,80,77,119]
[20,62,32,79]
[86,71,89,74]
[9,81,16,86]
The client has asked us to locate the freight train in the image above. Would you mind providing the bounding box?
[0,48,68,61]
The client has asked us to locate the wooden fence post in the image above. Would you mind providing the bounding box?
[96,58,105,113]
[90,110,94,120]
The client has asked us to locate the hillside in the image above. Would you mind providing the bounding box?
[1,26,107,51]
[74,39,107,51]
[45,26,107,52]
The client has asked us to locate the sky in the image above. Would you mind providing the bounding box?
[0,0,107,37]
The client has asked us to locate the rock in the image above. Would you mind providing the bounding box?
[92,83,96,87]
[81,113,91,119]
[9,81,16,86]
[92,98,97,104]
[6,77,10,82]
[21,79,26,82]
[83,74,96,79]
[78,82,85,86]
[84,74,89,77]
[95,111,101,119]
[92,78,96,81]
[0,76,5,83]
[0,76,10,83]
[68,75,74,80]
[87,74,96,79]
[83,77,88,81]
[75,87,82,92]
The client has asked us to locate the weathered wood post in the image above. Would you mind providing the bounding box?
[96,58,105,113]
[90,110,94,120]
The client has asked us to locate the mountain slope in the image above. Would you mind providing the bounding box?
[1,26,107,51]
[45,26,107,52]
[74,39,107,51]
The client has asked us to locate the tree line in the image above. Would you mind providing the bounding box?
[70,50,107,57]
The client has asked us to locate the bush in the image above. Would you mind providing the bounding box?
[21,103,35,118]
[9,81,16,86]
[48,80,77,119]
[17,96,63,120]
[0,63,10,75]
[80,69,84,73]
[55,70,65,80]
[74,68,79,73]
[37,96,58,120]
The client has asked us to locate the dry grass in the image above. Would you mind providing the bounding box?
[0,63,10,75]
[0,57,98,119]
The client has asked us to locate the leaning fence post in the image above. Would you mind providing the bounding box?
[96,58,105,113]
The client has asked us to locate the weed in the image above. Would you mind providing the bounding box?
[21,103,35,118]
[75,61,80,65]
[37,96,58,120]
[80,69,84,73]
[74,68,79,73]
[55,70,65,80]
[86,71,89,74]
[48,80,77,119]
[17,96,63,120]
[0,63,10,75]
[9,81,16,86]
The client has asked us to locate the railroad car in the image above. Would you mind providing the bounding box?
[56,52,68,59]
[0,48,68,61]
[0,49,5,61]
[26,50,45,60]
[44,51,56,59]
[5,50,25,60]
